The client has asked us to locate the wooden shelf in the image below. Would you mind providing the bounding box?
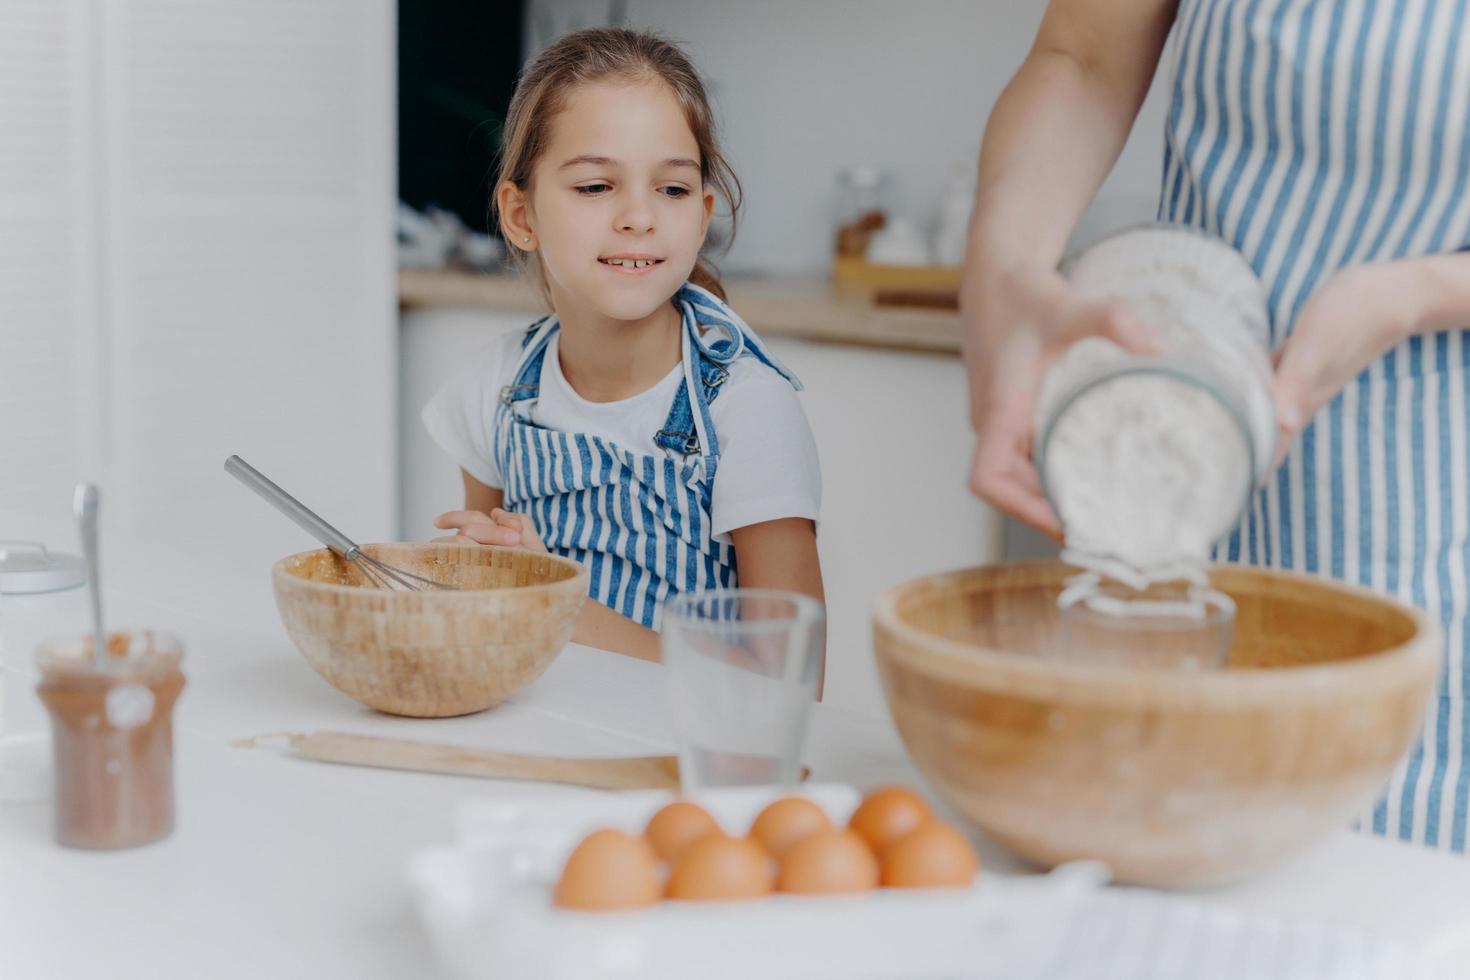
[397,268,962,356]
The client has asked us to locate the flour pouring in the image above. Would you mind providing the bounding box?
[1034,225,1276,638]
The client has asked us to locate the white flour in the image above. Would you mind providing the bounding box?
[1036,226,1275,585]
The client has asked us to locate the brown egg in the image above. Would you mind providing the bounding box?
[644,801,722,863]
[748,796,833,858]
[881,821,980,889]
[553,828,662,911]
[666,834,774,901]
[847,786,933,854]
[776,829,880,894]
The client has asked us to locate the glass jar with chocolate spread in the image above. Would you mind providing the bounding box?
[35,630,185,849]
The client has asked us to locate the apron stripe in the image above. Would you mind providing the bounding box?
[1399,365,1430,841]
[1364,0,1437,261]
[1425,46,1470,251]
[1380,356,1407,838]
[1356,373,1373,589]
[1162,0,1215,220]
[1450,330,1470,848]
[640,455,661,629]
[619,459,645,620]
[1180,0,1228,225]
[662,454,685,596]
[1212,0,1264,234]
[1398,2,1467,261]
[1294,0,1354,311]
[1425,343,1452,846]
[568,435,590,548]
[603,476,626,613]
[1229,0,1292,279]
[1194,0,1242,235]
[1369,355,1392,835]
[1255,3,1316,330]
[1234,1,1305,290]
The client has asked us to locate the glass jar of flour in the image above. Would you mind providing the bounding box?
[1034,224,1276,572]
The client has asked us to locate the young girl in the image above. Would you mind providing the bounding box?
[421,28,824,664]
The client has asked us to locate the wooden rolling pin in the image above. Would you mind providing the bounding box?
[234,731,681,790]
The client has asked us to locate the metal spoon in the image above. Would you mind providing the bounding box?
[73,482,106,669]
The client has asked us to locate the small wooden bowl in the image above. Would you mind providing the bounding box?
[273,544,587,718]
[873,561,1438,887]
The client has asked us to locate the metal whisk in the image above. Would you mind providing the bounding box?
[225,455,456,592]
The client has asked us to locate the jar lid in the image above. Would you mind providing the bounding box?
[0,541,87,594]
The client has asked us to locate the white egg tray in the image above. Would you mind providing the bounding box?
[405,784,1108,980]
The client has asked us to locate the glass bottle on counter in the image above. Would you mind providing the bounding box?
[833,166,887,259]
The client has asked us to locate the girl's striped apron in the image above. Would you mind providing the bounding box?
[494,283,800,631]
[1160,0,1470,849]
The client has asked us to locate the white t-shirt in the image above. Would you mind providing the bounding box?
[421,327,821,541]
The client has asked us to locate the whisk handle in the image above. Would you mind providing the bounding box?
[224,455,359,558]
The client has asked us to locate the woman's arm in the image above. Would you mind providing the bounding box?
[963,0,1178,534]
[728,517,826,698]
[1406,252,1470,336]
[1272,252,1470,461]
[967,0,1178,276]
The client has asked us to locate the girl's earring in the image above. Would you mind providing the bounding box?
[522,236,531,245]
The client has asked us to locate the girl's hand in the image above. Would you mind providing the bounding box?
[964,265,1162,539]
[433,508,548,553]
[1271,263,1414,469]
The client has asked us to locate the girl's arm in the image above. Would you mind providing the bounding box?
[436,478,828,671]
[436,469,663,662]
[728,517,826,698]
[573,602,661,663]
[461,468,502,513]
[962,0,1178,534]
[549,515,827,668]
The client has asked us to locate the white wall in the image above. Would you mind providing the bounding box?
[0,0,397,592]
[526,0,1173,274]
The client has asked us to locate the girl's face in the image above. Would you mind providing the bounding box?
[516,78,716,322]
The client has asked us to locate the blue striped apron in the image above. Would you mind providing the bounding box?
[493,283,800,631]
[1160,0,1470,849]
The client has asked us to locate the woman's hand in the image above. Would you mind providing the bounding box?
[965,265,1162,539]
[1270,263,1414,469]
[433,507,548,553]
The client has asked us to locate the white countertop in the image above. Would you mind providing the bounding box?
[3,525,1470,979]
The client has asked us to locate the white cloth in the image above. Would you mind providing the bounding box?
[421,327,821,541]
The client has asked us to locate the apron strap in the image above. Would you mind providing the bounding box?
[654,352,729,456]
[499,316,559,411]
[678,282,803,391]
[653,284,802,458]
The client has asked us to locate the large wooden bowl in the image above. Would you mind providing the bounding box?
[873,561,1438,887]
[273,544,587,718]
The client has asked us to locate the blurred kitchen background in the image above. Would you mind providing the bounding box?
[1,0,1169,717]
